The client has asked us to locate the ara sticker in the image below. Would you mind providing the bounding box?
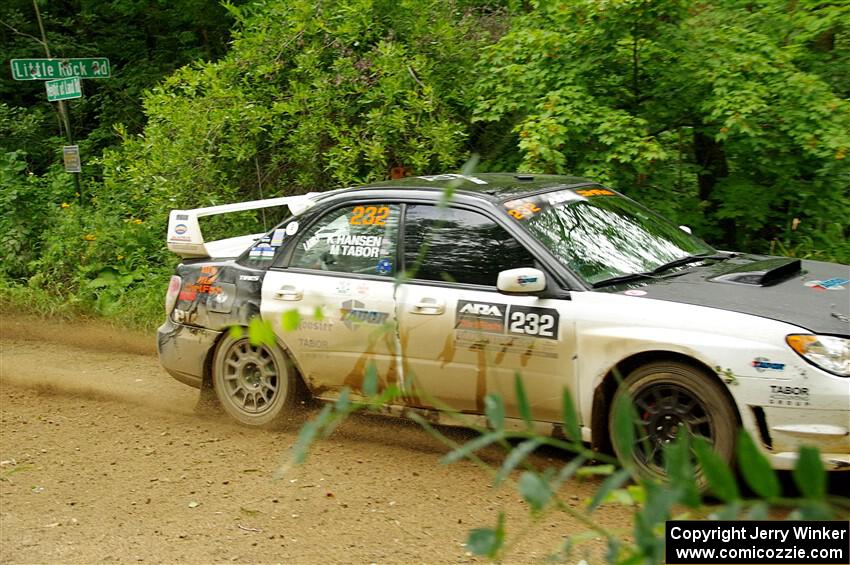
[456,301,506,333]
[517,275,538,285]
[376,258,393,275]
[804,278,849,290]
[174,223,188,235]
[285,221,299,236]
[624,289,647,296]
[455,301,559,340]
[751,357,785,372]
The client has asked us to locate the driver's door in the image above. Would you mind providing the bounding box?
[261,202,401,396]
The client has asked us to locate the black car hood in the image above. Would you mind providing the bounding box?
[602,255,850,335]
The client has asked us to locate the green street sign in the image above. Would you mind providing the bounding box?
[10,58,110,81]
[46,76,82,101]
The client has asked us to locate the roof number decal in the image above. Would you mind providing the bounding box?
[350,205,390,226]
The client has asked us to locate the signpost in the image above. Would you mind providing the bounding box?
[63,146,81,173]
[45,76,82,101]
[10,58,110,80]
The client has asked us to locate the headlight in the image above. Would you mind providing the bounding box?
[786,334,850,377]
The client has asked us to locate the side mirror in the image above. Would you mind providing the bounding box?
[679,225,692,235]
[497,268,546,294]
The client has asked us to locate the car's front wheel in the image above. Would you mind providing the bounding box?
[609,361,737,483]
[212,333,299,429]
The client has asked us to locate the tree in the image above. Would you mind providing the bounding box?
[472,0,850,259]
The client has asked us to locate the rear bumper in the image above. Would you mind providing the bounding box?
[156,319,221,389]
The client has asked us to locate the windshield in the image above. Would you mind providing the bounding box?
[504,187,715,285]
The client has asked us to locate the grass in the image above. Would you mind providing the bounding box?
[0,277,165,333]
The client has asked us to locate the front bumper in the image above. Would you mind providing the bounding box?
[156,318,221,389]
[761,407,850,471]
[768,451,849,471]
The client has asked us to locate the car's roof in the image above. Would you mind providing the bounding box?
[350,173,597,202]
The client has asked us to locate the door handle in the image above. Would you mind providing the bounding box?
[411,298,445,315]
[273,285,303,301]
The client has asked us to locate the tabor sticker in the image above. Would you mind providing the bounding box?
[768,384,809,406]
[285,221,299,236]
[624,289,647,296]
[340,299,389,330]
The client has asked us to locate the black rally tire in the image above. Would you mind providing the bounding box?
[609,361,737,482]
[212,333,299,429]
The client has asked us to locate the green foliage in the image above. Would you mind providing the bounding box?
[466,512,505,559]
[693,437,739,503]
[101,0,487,216]
[793,445,826,500]
[736,429,780,499]
[472,0,850,260]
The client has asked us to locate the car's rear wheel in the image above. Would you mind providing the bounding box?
[609,361,737,484]
[212,333,298,429]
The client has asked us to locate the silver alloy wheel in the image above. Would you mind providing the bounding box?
[221,340,279,415]
[212,334,295,428]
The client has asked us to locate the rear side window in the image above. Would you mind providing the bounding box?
[289,204,400,276]
[404,205,536,286]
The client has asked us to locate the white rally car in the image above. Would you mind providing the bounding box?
[157,173,850,476]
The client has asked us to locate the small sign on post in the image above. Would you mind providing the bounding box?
[46,76,82,101]
[63,145,81,173]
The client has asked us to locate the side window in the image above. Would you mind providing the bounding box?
[289,204,400,276]
[242,218,301,268]
[404,205,536,286]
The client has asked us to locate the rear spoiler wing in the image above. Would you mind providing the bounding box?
[167,194,318,258]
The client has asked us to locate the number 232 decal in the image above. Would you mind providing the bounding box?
[508,309,556,338]
[506,305,559,340]
[350,206,390,226]
[456,301,560,341]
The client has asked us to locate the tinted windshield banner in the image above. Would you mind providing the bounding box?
[503,187,614,221]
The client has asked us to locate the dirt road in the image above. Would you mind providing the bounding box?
[0,315,627,564]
